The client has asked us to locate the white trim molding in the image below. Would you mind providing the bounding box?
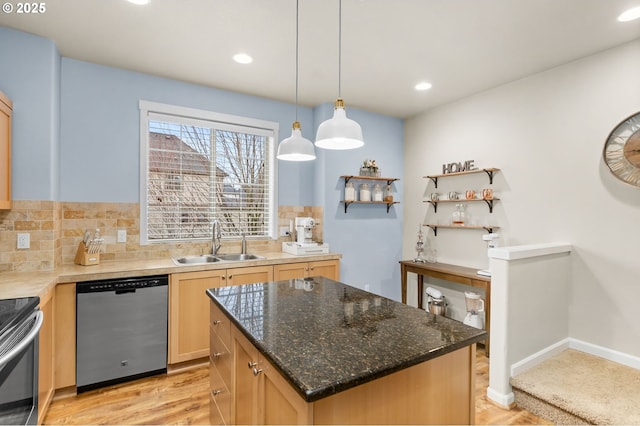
[486,387,515,408]
[489,242,572,260]
[569,338,640,371]
[511,338,571,376]
[511,337,640,378]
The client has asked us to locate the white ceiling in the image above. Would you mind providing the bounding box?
[1,0,639,118]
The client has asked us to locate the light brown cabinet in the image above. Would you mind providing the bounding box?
[211,298,476,425]
[54,283,76,390]
[170,266,273,364]
[209,302,233,425]
[0,90,12,210]
[273,259,339,281]
[230,326,311,425]
[38,287,55,425]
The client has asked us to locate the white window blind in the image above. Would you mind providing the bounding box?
[139,101,278,244]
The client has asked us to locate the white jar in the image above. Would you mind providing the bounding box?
[359,183,371,202]
[345,182,356,202]
[372,184,383,202]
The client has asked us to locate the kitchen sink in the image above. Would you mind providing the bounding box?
[172,255,221,265]
[213,253,265,261]
[172,253,264,265]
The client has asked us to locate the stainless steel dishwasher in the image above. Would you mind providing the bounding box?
[76,275,168,393]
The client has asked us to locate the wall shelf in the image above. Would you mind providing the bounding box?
[423,168,500,188]
[340,175,400,214]
[424,198,500,213]
[341,175,400,185]
[340,200,400,213]
[422,166,500,235]
[424,224,499,237]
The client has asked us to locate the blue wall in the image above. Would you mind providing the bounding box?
[0,27,60,200]
[60,57,316,204]
[1,26,405,301]
[313,103,404,300]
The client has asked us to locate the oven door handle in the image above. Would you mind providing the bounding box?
[0,310,44,367]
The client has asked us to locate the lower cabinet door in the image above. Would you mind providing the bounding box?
[170,270,225,363]
[259,356,312,425]
[232,326,311,425]
[308,260,340,281]
[273,260,340,281]
[233,331,259,425]
[227,265,273,286]
[273,263,307,280]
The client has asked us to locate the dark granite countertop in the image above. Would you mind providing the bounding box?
[206,277,486,403]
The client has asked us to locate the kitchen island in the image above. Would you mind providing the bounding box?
[207,276,486,425]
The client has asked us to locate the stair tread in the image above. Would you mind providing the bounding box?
[511,349,640,425]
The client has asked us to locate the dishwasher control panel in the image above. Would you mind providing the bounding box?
[76,275,168,293]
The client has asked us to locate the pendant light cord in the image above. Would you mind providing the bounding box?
[338,0,342,98]
[295,0,300,122]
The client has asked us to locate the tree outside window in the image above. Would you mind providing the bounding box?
[142,109,275,243]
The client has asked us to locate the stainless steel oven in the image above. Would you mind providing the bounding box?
[0,297,42,426]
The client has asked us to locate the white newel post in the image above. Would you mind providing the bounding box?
[486,243,572,408]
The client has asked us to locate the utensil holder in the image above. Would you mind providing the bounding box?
[74,241,100,266]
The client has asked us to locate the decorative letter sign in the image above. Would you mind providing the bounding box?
[442,160,477,174]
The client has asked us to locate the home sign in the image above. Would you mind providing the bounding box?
[442,160,477,174]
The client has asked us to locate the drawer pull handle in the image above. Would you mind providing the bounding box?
[212,389,221,396]
[248,361,257,368]
[212,320,221,325]
[253,367,263,376]
[213,352,222,358]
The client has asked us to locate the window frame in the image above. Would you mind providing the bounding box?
[139,100,279,245]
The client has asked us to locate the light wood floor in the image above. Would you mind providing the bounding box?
[475,348,551,425]
[44,347,551,425]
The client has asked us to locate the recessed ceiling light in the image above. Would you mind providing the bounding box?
[415,81,433,91]
[233,53,253,64]
[127,0,150,5]
[617,6,640,22]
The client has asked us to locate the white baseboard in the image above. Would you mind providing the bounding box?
[510,337,640,377]
[486,386,514,408]
[569,338,640,370]
[511,338,570,376]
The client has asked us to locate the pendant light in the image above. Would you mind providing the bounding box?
[277,0,316,161]
[315,0,364,150]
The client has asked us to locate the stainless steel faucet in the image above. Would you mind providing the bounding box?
[212,221,222,254]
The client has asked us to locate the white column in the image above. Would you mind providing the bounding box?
[486,243,572,408]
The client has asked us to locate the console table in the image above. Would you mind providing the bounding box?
[399,260,491,356]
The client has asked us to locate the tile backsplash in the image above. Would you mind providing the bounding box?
[0,201,323,273]
[0,201,61,272]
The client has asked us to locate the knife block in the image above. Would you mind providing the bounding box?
[74,241,100,266]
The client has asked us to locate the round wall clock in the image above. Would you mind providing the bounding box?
[603,111,640,187]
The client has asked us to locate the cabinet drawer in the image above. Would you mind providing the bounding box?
[210,327,232,389]
[209,392,225,426]
[209,365,231,424]
[210,303,231,348]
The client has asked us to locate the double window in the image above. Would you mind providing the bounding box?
[139,101,278,244]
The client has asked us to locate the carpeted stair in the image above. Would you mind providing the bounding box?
[511,349,640,425]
